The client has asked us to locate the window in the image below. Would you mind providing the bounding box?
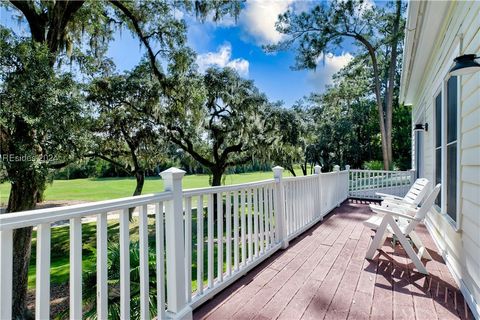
[446,76,458,222]
[433,76,458,223]
[434,93,442,206]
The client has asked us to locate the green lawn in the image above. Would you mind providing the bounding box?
[0,170,300,206]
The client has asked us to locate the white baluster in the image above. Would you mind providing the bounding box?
[253,188,259,257]
[240,189,247,265]
[233,191,239,271]
[196,196,204,295]
[36,223,51,320]
[185,197,192,302]
[97,214,108,320]
[0,229,13,320]
[247,189,253,261]
[120,208,130,319]
[264,187,270,249]
[70,217,82,320]
[207,194,214,288]
[259,187,265,254]
[139,205,150,319]
[217,192,224,282]
[273,166,288,249]
[226,191,232,277]
[155,202,166,319]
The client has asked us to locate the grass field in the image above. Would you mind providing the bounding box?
[0,170,300,206]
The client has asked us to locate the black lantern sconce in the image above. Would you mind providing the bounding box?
[414,123,428,132]
[449,54,480,76]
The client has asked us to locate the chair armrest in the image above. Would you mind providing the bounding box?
[382,198,416,208]
[371,206,417,221]
[376,192,403,200]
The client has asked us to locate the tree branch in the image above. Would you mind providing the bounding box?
[109,0,167,88]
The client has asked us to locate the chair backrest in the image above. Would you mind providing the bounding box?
[403,178,430,205]
[414,184,441,220]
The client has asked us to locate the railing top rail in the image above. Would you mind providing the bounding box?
[0,191,173,231]
[283,174,318,182]
[349,169,412,174]
[183,179,275,197]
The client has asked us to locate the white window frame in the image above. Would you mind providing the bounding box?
[431,46,462,231]
[432,86,442,210]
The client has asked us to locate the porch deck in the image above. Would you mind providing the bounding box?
[194,200,473,320]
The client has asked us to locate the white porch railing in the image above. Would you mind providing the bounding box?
[0,165,404,319]
[348,169,415,200]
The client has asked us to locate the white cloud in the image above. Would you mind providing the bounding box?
[196,43,250,77]
[307,52,354,91]
[239,0,295,45]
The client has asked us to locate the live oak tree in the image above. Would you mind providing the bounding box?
[268,105,317,176]
[267,0,405,169]
[0,29,88,318]
[1,1,241,317]
[162,66,272,186]
[87,63,165,198]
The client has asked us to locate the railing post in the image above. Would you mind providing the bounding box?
[161,167,192,319]
[273,166,288,249]
[314,165,322,220]
[345,165,351,200]
[0,229,13,320]
[333,165,341,207]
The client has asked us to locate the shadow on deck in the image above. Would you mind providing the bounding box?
[193,199,473,320]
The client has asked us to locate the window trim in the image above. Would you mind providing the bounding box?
[432,52,462,232]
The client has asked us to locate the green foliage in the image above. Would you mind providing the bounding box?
[86,61,168,195]
[82,241,160,319]
[392,103,412,170]
[162,66,274,185]
[267,0,406,169]
[362,160,384,170]
[0,28,88,192]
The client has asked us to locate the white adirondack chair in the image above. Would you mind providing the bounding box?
[377,177,430,208]
[365,178,430,229]
[365,184,441,275]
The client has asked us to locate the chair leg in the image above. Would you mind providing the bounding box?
[366,215,389,260]
[389,222,429,275]
[409,231,432,260]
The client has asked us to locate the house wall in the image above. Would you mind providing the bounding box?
[410,1,480,317]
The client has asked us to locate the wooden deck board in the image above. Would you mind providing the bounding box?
[193,200,474,320]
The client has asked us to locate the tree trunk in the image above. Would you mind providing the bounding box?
[211,167,224,221]
[355,35,390,170]
[385,0,402,169]
[286,166,296,177]
[129,169,145,219]
[133,170,145,196]
[7,173,40,320]
[211,169,223,187]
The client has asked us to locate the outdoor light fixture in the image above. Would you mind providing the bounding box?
[449,54,480,76]
[414,123,428,132]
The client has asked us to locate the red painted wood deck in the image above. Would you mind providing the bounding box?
[194,200,474,320]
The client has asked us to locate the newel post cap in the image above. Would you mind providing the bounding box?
[314,165,322,174]
[273,166,284,179]
[333,165,340,172]
[345,165,351,170]
[160,167,186,180]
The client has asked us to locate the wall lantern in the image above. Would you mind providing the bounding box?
[414,123,428,132]
[449,54,480,76]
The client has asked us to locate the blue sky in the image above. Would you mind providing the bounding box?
[0,1,367,107]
